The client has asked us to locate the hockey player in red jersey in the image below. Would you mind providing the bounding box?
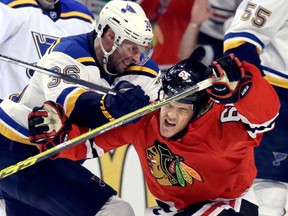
[28,53,280,215]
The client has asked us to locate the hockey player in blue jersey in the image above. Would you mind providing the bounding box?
[0,0,161,215]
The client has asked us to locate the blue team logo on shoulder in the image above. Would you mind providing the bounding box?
[272,152,288,166]
[31,32,58,59]
[121,4,136,13]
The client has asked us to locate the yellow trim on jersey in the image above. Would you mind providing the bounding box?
[48,38,61,53]
[0,123,36,146]
[61,12,94,23]
[265,75,288,89]
[224,40,261,55]
[76,57,96,64]
[65,88,88,117]
[8,0,38,8]
[126,65,158,77]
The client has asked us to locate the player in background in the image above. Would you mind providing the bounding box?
[224,0,288,215]
[29,53,280,215]
[0,0,160,215]
[178,0,242,65]
[0,0,95,99]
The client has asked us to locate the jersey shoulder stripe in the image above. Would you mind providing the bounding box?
[5,0,39,9]
[4,0,94,24]
[60,11,94,23]
[56,87,87,117]
[76,57,96,66]
[60,0,95,24]
[124,59,160,78]
[0,107,31,145]
[224,32,264,52]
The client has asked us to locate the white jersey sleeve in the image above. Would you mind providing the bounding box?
[21,51,105,115]
[0,3,25,44]
[224,0,288,85]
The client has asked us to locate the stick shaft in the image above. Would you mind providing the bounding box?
[0,54,116,95]
[0,77,214,179]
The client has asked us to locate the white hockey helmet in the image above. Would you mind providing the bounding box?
[96,0,154,75]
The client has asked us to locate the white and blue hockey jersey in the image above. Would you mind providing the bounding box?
[224,0,288,183]
[0,0,96,98]
[0,31,161,151]
[224,0,288,88]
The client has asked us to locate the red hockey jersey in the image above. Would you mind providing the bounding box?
[91,62,279,210]
[59,62,279,210]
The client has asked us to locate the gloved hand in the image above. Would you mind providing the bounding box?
[206,54,253,104]
[100,81,150,122]
[28,101,79,158]
[28,101,66,144]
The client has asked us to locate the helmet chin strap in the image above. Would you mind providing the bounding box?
[98,35,119,76]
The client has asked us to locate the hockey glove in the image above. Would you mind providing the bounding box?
[28,101,82,159]
[28,101,66,144]
[206,54,253,104]
[100,81,150,122]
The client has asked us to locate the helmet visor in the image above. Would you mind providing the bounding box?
[120,41,154,65]
[139,44,154,65]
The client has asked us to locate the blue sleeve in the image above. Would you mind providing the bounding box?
[69,91,109,128]
[224,43,264,76]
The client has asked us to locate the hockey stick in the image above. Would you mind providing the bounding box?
[0,54,116,95]
[0,77,214,179]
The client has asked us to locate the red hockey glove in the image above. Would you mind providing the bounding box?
[206,54,253,104]
[28,101,66,143]
[28,101,82,159]
[100,81,150,122]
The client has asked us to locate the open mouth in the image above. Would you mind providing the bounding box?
[165,119,176,127]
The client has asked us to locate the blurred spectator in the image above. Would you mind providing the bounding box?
[140,0,195,68]
[178,0,241,65]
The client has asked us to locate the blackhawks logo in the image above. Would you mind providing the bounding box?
[146,141,203,187]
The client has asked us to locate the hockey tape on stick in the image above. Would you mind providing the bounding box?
[0,77,214,179]
[0,54,116,95]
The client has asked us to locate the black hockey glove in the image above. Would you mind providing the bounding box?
[100,81,150,122]
[206,54,253,104]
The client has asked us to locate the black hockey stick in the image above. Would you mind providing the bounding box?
[0,54,116,95]
[0,77,215,179]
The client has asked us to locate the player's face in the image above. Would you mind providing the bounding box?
[107,40,145,74]
[159,102,194,138]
